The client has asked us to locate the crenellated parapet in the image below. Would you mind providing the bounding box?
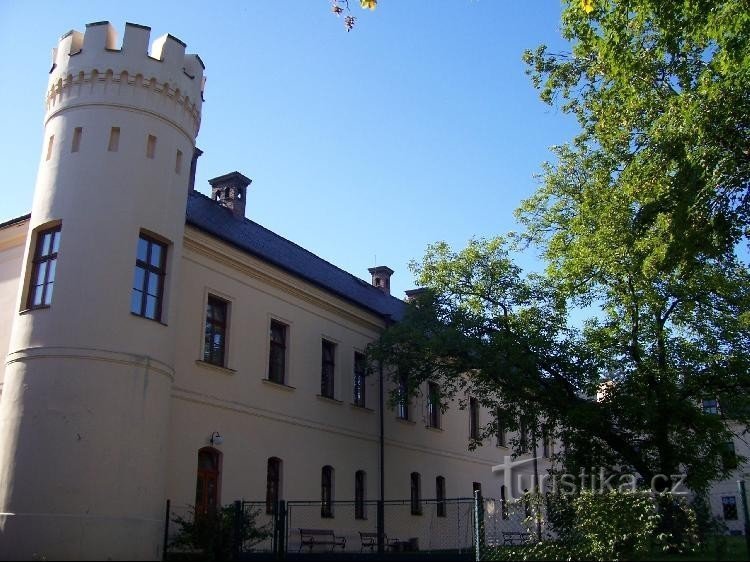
[46,21,205,139]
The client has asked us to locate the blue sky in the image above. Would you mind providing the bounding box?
[0,1,578,298]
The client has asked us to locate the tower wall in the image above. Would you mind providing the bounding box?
[0,22,204,560]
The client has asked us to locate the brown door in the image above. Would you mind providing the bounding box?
[196,448,221,515]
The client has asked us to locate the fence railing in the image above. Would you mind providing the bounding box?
[284,498,475,554]
[164,495,538,560]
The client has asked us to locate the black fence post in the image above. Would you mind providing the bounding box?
[377,499,385,554]
[232,500,243,561]
[276,500,287,560]
[162,499,170,562]
[474,490,485,562]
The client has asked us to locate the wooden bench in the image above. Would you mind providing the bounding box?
[502,531,531,546]
[298,528,346,552]
[359,531,400,552]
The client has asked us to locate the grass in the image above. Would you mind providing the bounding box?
[646,535,749,561]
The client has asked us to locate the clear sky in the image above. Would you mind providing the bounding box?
[0,1,578,298]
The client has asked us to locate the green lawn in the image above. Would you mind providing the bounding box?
[646,536,749,561]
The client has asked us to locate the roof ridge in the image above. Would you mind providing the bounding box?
[188,190,404,306]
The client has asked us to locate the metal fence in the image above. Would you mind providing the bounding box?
[164,495,537,560]
[284,498,475,554]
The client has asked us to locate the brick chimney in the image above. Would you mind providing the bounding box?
[209,171,252,219]
[404,288,428,302]
[368,266,394,295]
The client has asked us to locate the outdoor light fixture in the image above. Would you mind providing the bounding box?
[209,431,223,446]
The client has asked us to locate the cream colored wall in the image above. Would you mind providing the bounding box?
[166,226,544,518]
[0,220,27,390]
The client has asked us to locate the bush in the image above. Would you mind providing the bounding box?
[487,491,699,561]
[169,504,272,561]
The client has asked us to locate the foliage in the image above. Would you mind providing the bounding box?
[169,504,271,562]
[489,492,698,561]
[523,0,750,262]
[369,0,750,510]
[330,0,376,32]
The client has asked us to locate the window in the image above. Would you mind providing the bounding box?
[131,234,167,321]
[721,441,738,471]
[410,472,422,515]
[542,425,553,459]
[496,407,507,447]
[268,320,287,384]
[519,417,529,452]
[469,397,480,440]
[175,149,183,174]
[722,496,738,520]
[321,465,334,518]
[146,134,157,159]
[321,340,336,398]
[428,382,441,428]
[45,134,54,161]
[353,352,367,407]
[397,372,410,420]
[195,447,221,516]
[108,127,120,152]
[436,476,446,517]
[355,470,366,520]
[702,399,719,415]
[27,225,61,309]
[266,457,282,514]
[71,127,82,152]
[500,485,509,520]
[204,295,228,366]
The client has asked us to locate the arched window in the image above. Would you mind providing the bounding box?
[321,465,334,518]
[266,457,282,514]
[195,447,222,516]
[355,470,366,520]
[410,472,422,515]
[436,476,446,517]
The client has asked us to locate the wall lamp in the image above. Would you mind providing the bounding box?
[209,431,223,446]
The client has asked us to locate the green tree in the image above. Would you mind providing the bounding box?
[370,0,750,524]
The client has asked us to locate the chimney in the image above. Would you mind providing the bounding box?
[188,147,203,191]
[404,287,428,302]
[209,171,252,219]
[368,266,394,296]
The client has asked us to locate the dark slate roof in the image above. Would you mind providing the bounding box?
[0,213,31,230]
[186,191,405,322]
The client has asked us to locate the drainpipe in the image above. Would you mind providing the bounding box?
[378,360,385,554]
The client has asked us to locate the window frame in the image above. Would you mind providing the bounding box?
[321,340,336,399]
[355,470,367,520]
[266,457,282,515]
[27,224,62,309]
[268,320,288,384]
[410,472,422,515]
[353,351,367,407]
[397,372,410,421]
[469,397,480,440]
[321,465,334,518]
[203,294,229,367]
[722,496,738,520]
[428,382,441,429]
[436,476,447,518]
[131,233,168,322]
[496,407,507,447]
[702,398,720,415]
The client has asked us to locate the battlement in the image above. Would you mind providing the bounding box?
[47,21,205,138]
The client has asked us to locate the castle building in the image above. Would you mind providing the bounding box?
[0,21,745,561]
[0,22,545,560]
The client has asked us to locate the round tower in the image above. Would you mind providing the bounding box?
[0,22,204,560]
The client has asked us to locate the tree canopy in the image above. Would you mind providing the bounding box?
[370,0,750,496]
